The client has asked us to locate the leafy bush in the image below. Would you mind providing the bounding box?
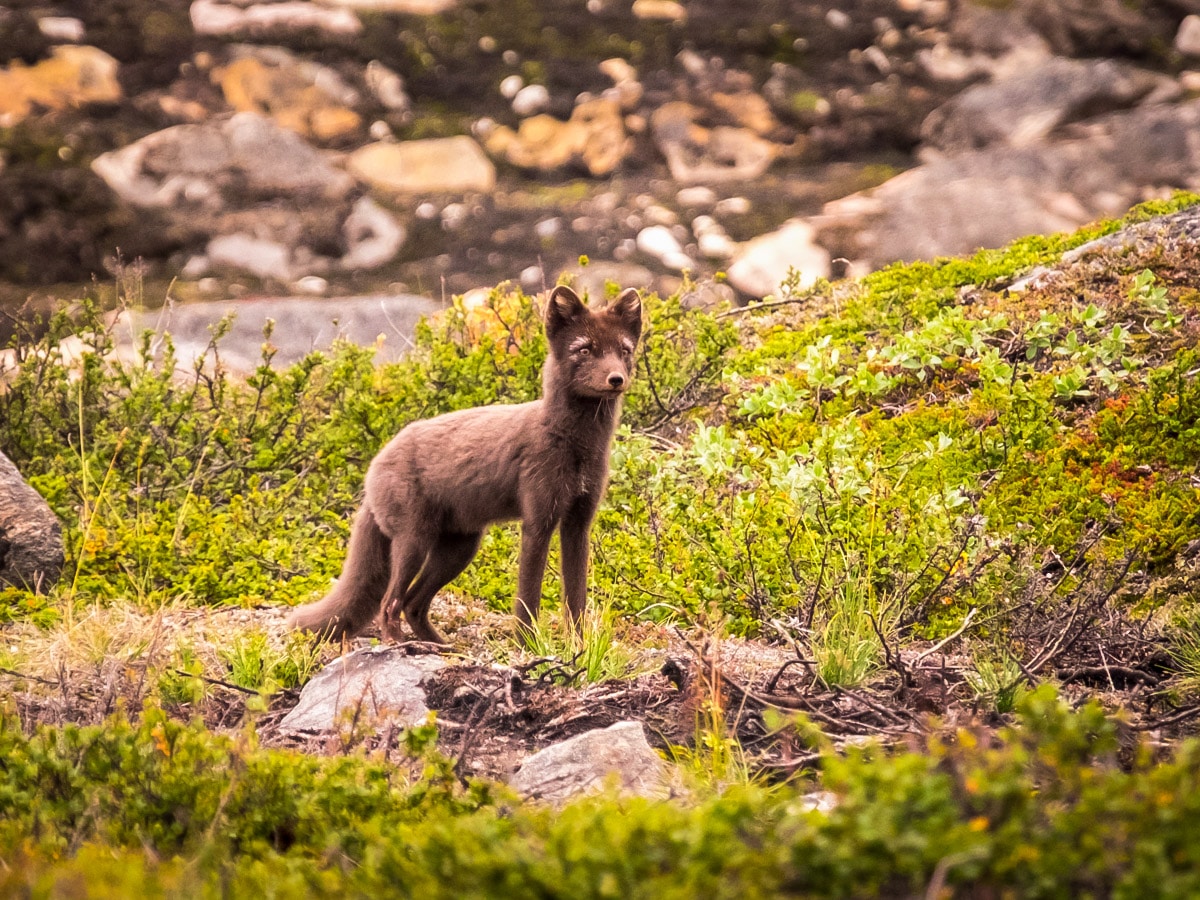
[2,691,1200,897]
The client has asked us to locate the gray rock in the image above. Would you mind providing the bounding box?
[91,114,405,279]
[818,100,1200,268]
[921,57,1172,155]
[114,292,444,373]
[726,220,831,298]
[279,648,446,734]
[92,113,355,210]
[0,451,64,591]
[510,720,670,803]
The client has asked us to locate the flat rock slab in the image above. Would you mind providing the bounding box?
[279,647,446,734]
[114,292,443,372]
[510,720,670,803]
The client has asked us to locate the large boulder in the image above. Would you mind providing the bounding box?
[817,100,1200,268]
[0,451,64,592]
[726,220,831,299]
[921,57,1173,155]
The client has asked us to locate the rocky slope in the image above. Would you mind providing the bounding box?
[5,0,1200,340]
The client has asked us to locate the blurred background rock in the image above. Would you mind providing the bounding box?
[4,0,1200,365]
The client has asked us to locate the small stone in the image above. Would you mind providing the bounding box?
[1182,70,1200,93]
[37,16,86,42]
[599,57,637,85]
[441,202,468,229]
[512,83,550,116]
[369,120,393,140]
[826,8,851,29]
[644,204,678,226]
[726,219,831,298]
[510,721,670,803]
[519,264,544,287]
[189,0,363,37]
[365,60,410,113]
[715,196,751,216]
[349,136,497,195]
[499,74,524,99]
[1178,15,1200,57]
[677,185,717,207]
[631,0,686,22]
[279,648,445,734]
[207,233,294,281]
[293,275,328,294]
[415,201,439,219]
[319,0,457,10]
[534,217,562,239]
[637,225,693,271]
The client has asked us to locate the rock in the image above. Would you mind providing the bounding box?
[917,4,1051,84]
[692,215,736,259]
[921,57,1173,155]
[651,102,777,184]
[678,279,736,310]
[637,225,693,271]
[817,100,1200,268]
[512,83,550,117]
[726,220,831,298]
[711,91,779,137]
[1178,16,1200,57]
[715,196,751,217]
[279,648,446,734]
[92,112,355,210]
[213,46,362,143]
[37,17,86,43]
[510,721,670,802]
[189,0,362,38]
[207,233,294,280]
[499,74,524,99]
[1017,0,1174,57]
[365,61,411,114]
[319,0,458,11]
[676,185,717,207]
[115,292,443,372]
[485,98,630,177]
[0,451,64,592]
[349,136,496,194]
[631,0,686,23]
[340,197,407,270]
[0,45,120,127]
[91,113,402,279]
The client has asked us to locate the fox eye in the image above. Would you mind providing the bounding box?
[577,344,592,356]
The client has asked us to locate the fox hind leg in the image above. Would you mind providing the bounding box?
[380,536,430,642]
[402,531,482,644]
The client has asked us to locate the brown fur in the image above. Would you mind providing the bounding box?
[288,285,642,644]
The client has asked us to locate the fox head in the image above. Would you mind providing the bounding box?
[544,285,642,401]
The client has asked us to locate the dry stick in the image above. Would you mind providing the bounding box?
[174,669,259,696]
[912,607,978,666]
[1135,702,1200,731]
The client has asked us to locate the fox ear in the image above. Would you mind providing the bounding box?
[546,285,588,336]
[609,288,642,343]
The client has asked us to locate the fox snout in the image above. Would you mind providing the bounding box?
[607,371,626,389]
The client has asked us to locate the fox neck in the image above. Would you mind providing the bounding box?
[541,360,624,439]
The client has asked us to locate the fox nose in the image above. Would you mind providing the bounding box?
[607,372,626,389]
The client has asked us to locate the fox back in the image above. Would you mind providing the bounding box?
[288,285,642,644]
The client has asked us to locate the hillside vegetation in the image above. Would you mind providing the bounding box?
[4,195,1200,894]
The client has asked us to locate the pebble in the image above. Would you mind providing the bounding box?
[715,196,752,216]
[534,217,562,239]
[512,84,550,116]
[644,204,678,226]
[677,186,718,207]
[37,16,86,42]
[441,203,467,230]
[1177,15,1200,57]
[826,8,852,30]
[499,74,524,99]
[632,0,686,22]
[415,202,439,220]
[637,225,693,271]
[520,265,544,287]
[369,120,392,140]
[293,275,328,295]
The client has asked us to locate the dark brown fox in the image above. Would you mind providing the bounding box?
[288,285,642,644]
